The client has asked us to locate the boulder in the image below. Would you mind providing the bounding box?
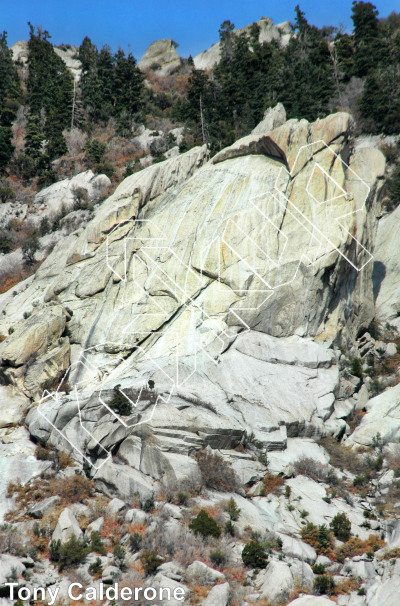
[151,573,190,605]
[106,498,126,516]
[346,383,400,447]
[256,559,313,602]
[287,598,337,606]
[52,507,83,543]
[186,560,225,583]
[0,386,27,427]
[201,582,230,606]
[138,39,181,75]
[0,554,26,585]
[28,495,60,519]
[86,517,104,535]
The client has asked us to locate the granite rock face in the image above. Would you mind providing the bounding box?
[0,109,386,498]
[138,39,181,75]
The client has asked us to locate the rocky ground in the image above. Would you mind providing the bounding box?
[0,105,399,605]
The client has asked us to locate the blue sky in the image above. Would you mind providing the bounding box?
[1,0,397,60]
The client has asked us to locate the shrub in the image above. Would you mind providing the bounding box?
[0,231,13,254]
[330,513,351,542]
[312,563,326,574]
[21,232,40,265]
[140,550,164,576]
[293,458,329,482]
[88,556,103,576]
[39,217,51,236]
[109,384,132,416]
[189,510,221,539]
[85,139,106,163]
[225,520,235,536]
[0,186,16,204]
[385,165,400,211]
[262,473,284,495]
[301,523,334,555]
[130,532,142,552]
[314,574,335,595]
[113,544,126,569]
[195,449,238,492]
[53,474,94,503]
[90,531,106,555]
[94,160,115,179]
[142,496,155,513]
[241,540,268,569]
[226,497,241,521]
[49,536,90,571]
[209,549,227,567]
[177,491,189,506]
[350,358,363,378]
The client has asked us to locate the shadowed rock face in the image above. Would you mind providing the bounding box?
[0,109,386,495]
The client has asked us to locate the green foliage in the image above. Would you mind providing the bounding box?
[113,544,126,569]
[189,509,221,539]
[21,231,40,265]
[224,519,235,536]
[0,31,21,172]
[79,37,143,129]
[0,186,15,203]
[226,497,241,521]
[88,556,103,576]
[314,574,335,595]
[109,384,132,416]
[177,491,189,506]
[351,357,363,378]
[0,230,12,254]
[209,549,227,567]
[141,496,155,513]
[129,532,142,552]
[140,550,164,576]
[49,536,90,571]
[330,512,352,542]
[385,165,400,211]
[241,540,268,568]
[85,139,106,163]
[312,563,326,574]
[26,24,73,162]
[90,531,106,555]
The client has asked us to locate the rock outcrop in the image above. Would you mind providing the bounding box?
[194,17,291,70]
[0,108,386,502]
[138,39,181,75]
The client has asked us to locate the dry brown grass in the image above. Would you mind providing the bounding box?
[333,577,360,595]
[262,473,284,495]
[335,535,385,560]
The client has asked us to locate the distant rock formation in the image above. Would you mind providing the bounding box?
[138,38,181,75]
[10,40,82,81]
[194,16,292,70]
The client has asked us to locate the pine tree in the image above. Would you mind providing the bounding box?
[0,31,21,171]
[351,1,383,76]
[26,23,73,161]
[113,49,143,135]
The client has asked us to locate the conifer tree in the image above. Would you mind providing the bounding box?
[0,31,21,171]
[26,23,73,161]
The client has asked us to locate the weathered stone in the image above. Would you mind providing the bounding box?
[51,507,83,543]
[186,560,225,583]
[138,39,181,75]
[28,496,60,519]
[201,582,230,606]
[346,383,400,447]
